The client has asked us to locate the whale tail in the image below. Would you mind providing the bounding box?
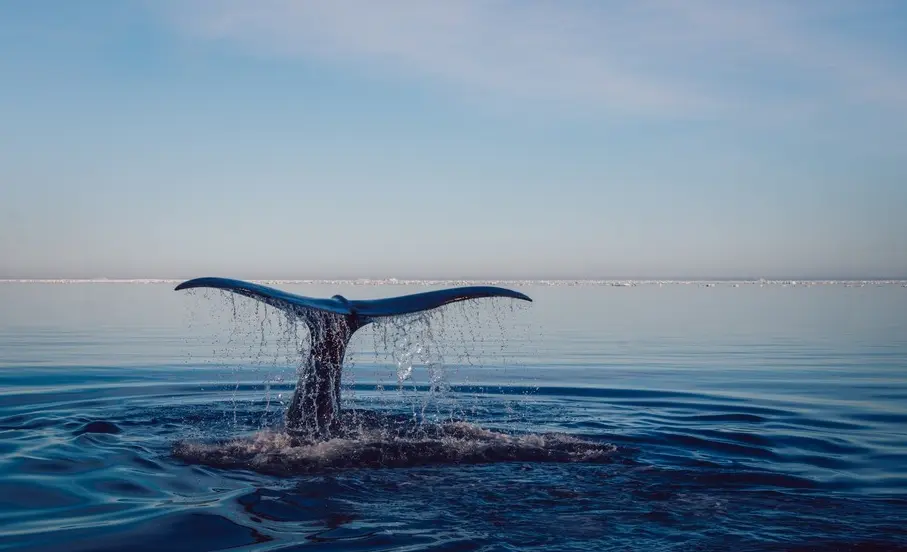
[175,277,531,437]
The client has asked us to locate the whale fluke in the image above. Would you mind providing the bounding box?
[175,277,531,438]
[174,277,531,317]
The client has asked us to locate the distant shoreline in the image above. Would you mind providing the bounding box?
[1,278,905,286]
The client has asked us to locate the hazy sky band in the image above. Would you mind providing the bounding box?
[1,1,905,279]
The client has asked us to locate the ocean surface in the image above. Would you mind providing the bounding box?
[1,282,906,551]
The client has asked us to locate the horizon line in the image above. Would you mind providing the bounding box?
[2,277,906,284]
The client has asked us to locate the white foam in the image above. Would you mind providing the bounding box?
[173,421,616,475]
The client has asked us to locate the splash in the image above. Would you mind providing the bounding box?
[173,419,616,475]
[176,285,614,472]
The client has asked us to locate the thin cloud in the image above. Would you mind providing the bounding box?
[159,0,907,118]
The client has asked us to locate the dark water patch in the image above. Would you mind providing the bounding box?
[12,454,107,476]
[73,420,121,435]
[26,513,273,552]
[683,428,774,447]
[72,432,122,448]
[127,454,166,472]
[769,416,872,431]
[778,543,907,552]
[0,480,88,510]
[230,464,907,550]
[653,431,777,460]
[689,469,821,489]
[0,441,17,456]
[772,433,870,455]
[869,452,907,466]
[777,452,861,471]
[616,399,796,417]
[873,392,907,401]
[493,385,724,400]
[680,412,769,423]
[848,412,907,424]
[82,477,157,498]
[855,476,907,494]
[240,488,328,522]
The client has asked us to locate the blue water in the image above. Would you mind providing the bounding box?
[1,282,906,550]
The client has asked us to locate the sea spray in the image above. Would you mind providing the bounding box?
[180,286,537,437]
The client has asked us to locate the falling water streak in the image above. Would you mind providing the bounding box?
[169,293,620,477]
[258,302,270,420]
[181,291,531,438]
[229,294,240,426]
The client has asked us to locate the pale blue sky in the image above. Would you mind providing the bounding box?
[1,1,905,279]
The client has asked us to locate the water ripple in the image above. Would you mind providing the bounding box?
[0,378,904,551]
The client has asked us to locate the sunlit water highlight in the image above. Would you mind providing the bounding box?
[1,283,906,550]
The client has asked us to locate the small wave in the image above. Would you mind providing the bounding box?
[73,421,122,436]
[173,419,617,475]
